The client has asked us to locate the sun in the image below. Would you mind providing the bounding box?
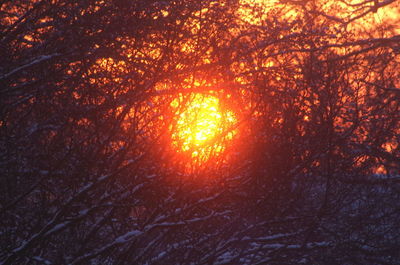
[170,93,237,162]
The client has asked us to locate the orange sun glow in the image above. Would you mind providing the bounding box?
[170,94,237,162]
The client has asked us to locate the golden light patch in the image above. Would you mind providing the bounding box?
[170,94,237,162]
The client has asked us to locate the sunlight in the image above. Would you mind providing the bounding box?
[170,94,237,161]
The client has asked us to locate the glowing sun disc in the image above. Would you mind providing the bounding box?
[170,93,237,160]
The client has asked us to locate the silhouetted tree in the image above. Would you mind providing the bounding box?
[1,0,399,264]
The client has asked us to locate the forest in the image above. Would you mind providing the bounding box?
[0,0,399,264]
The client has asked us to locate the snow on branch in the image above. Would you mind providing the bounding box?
[0,54,61,80]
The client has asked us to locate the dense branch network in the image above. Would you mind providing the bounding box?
[0,0,399,264]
